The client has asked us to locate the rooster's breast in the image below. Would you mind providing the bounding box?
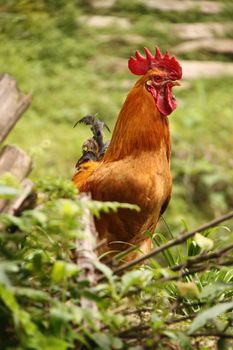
[84,151,172,245]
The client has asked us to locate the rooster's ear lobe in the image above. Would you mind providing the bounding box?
[146,79,153,86]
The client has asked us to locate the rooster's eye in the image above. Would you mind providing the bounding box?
[154,75,162,82]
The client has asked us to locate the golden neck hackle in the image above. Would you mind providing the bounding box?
[104,81,171,162]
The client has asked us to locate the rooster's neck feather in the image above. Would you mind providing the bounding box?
[104,83,171,162]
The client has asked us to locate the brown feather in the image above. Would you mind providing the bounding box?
[104,70,171,162]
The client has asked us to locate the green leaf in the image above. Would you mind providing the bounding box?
[81,290,102,302]
[40,336,69,350]
[152,232,176,266]
[91,332,111,350]
[111,336,123,349]
[69,305,83,325]
[24,210,47,225]
[50,305,72,323]
[0,284,42,338]
[175,332,192,350]
[32,251,43,271]
[0,173,20,188]
[0,284,19,315]
[64,262,80,277]
[121,270,143,295]
[87,200,140,219]
[120,270,151,296]
[194,233,214,252]
[187,239,201,257]
[151,313,163,329]
[189,301,233,334]
[51,261,66,283]
[199,282,233,301]
[51,261,79,283]
[12,287,50,301]
[92,335,122,350]
[0,184,20,199]
[94,261,113,284]
[0,267,11,287]
[180,219,189,232]
[162,330,177,340]
[73,333,91,349]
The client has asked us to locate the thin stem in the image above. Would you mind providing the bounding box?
[161,215,174,239]
[171,242,233,272]
[191,332,233,339]
[112,211,233,275]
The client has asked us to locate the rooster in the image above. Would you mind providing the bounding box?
[73,47,182,259]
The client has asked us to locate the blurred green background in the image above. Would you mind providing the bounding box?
[1,0,232,229]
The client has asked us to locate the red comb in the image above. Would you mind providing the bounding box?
[128,47,182,79]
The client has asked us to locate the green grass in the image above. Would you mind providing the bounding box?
[0,0,233,228]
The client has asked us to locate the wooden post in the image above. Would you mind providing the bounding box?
[0,74,33,214]
[5,178,36,216]
[0,74,32,144]
[0,145,32,179]
[76,193,99,310]
[0,145,33,212]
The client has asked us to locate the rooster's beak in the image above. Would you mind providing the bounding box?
[171,80,181,87]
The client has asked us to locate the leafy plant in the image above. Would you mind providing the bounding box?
[0,178,233,349]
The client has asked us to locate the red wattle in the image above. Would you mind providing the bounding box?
[151,84,177,117]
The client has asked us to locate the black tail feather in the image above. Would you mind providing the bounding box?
[74,114,111,168]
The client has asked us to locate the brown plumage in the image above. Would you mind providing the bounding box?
[73,47,182,260]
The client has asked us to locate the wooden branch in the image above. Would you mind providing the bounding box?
[122,244,233,284]
[112,211,233,275]
[191,332,233,339]
[5,179,36,215]
[161,265,209,282]
[117,314,195,339]
[76,193,99,310]
[171,242,233,272]
[158,245,233,282]
[0,145,33,212]
[0,145,32,179]
[0,74,32,144]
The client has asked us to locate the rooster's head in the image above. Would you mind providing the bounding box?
[128,47,182,117]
